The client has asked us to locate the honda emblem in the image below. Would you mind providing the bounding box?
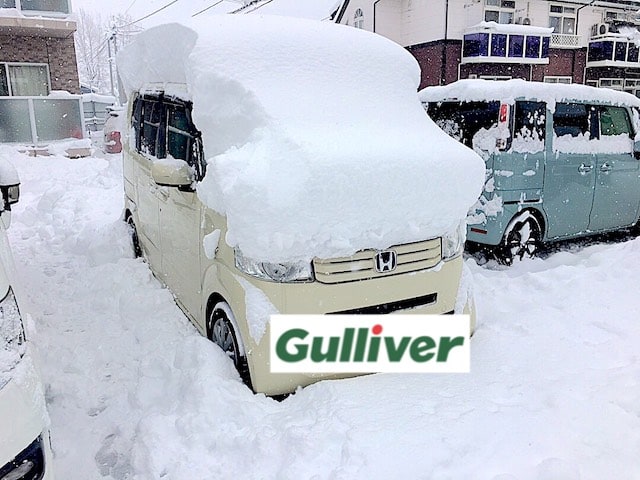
[374,250,397,273]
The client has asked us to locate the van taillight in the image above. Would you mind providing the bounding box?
[499,103,509,124]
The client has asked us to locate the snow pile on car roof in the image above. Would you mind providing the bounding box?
[419,79,640,111]
[118,16,484,262]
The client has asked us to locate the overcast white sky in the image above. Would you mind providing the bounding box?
[73,0,340,27]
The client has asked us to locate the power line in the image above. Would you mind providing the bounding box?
[192,0,226,17]
[124,0,138,15]
[240,0,275,14]
[119,0,180,28]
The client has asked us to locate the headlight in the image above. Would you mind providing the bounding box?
[0,287,25,377]
[235,250,313,283]
[442,223,466,260]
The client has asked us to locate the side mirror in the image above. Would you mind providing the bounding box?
[0,184,19,207]
[634,140,640,160]
[151,159,194,188]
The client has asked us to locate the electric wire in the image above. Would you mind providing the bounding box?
[192,0,225,17]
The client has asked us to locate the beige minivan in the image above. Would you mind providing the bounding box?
[118,17,484,395]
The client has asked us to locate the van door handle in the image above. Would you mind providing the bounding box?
[156,187,170,201]
[600,162,612,173]
[578,163,593,175]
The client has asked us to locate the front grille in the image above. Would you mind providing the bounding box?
[329,293,438,315]
[313,238,441,284]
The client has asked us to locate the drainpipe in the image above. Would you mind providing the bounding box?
[575,0,596,84]
[373,0,382,32]
[441,0,449,85]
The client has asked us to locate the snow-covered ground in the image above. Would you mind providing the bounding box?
[5,142,640,479]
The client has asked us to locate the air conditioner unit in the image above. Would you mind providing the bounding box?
[596,22,609,35]
[522,17,531,26]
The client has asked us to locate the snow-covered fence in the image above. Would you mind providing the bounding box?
[82,93,116,132]
[0,94,85,145]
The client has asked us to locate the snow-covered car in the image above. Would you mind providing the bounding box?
[421,79,640,264]
[118,16,485,395]
[103,107,124,154]
[0,159,54,479]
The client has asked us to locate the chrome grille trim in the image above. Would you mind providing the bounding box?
[313,238,442,284]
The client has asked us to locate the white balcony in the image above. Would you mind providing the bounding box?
[550,33,581,49]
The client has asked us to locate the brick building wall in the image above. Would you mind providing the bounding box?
[0,34,80,93]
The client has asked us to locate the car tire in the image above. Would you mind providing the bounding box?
[496,212,542,265]
[208,302,252,388]
[126,216,142,258]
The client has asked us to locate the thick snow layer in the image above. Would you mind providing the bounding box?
[5,142,640,479]
[471,21,553,35]
[118,16,485,263]
[420,79,640,112]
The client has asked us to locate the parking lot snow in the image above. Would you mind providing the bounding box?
[5,145,640,479]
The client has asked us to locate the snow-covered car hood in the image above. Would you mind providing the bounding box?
[118,15,485,263]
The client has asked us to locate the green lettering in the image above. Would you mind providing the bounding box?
[436,336,465,362]
[384,336,411,361]
[340,328,355,362]
[275,328,308,362]
[367,336,381,362]
[410,337,436,362]
[353,328,368,362]
[310,336,339,362]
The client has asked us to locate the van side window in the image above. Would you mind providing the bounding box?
[553,103,596,139]
[427,101,500,149]
[599,106,631,137]
[141,99,165,158]
[131,96,143,152]
[167,102,206,180]
[513,101,545,152]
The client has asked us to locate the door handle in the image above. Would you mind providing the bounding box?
[600,162,612,173]
[578,163,593,175]
[156,187,170,201]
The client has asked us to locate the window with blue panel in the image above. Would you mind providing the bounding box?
[509,35,524,57]
[629,43,639,63]
[491,34,507,57]
[588,41,614,62]
[463,33,490,57]
[542,37,550,58]
[615,42,627,62]
[525,36,540,58]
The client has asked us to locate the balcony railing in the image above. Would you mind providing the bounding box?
[550,33,581,48]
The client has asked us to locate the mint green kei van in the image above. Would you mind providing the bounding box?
[421,79,640,263]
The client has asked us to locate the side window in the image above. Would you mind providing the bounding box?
[131,96,143,152]
[513,101,546,152]
[167,102,205,180]
[427,101,499,149]
[141,99,165,158]
[599,106,631,137]
[553,103,597,139]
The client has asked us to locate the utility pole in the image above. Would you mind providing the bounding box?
[107,25,121,105]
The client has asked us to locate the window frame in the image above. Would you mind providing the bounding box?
[0,62,51,97]
[354,8,364,29]
[549,4,576,35]
[484,0,515,24]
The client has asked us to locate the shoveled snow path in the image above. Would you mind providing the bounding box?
[6,147,640,479]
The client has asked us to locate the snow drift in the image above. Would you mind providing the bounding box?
[118,15,485,263]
